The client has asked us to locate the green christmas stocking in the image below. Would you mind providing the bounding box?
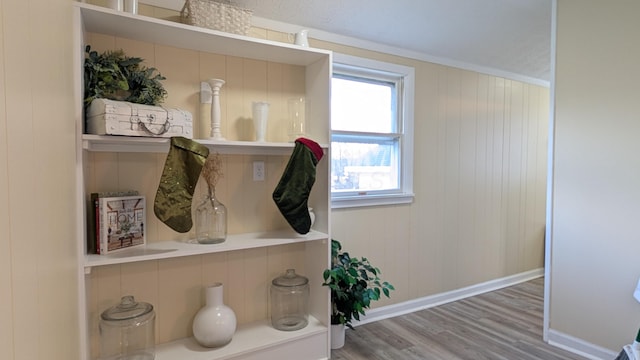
[154,136,209,233]
[272,137,324,234]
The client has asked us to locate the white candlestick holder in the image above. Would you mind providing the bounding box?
[206,78,226,140]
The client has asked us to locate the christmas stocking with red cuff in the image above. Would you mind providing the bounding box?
[272,137,324,234]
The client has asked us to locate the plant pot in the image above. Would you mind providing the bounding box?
[330,323,345,350]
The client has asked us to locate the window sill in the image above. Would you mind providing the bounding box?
[331,193,414,209]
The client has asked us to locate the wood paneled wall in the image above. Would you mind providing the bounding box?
[328,53,549,307]
[1,1,79,360]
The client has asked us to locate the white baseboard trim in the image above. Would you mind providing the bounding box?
[353,268,544,326]
[547,329,618,360]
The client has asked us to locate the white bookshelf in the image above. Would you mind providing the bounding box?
[74,3,331,359]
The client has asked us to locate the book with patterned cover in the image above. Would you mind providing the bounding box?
[97,195,146,254]
[87,191,138,254]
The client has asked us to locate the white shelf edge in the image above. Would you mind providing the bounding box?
[82,135,328,155]
[155,316,327,360]
[85,230,329,268]
[75,2,331,67]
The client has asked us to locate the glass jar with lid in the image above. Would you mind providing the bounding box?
[270,269,309,331]
[99,295,155,360]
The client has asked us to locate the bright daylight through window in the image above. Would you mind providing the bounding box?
[331,54,414,208]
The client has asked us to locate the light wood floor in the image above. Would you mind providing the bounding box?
[331,277,587,360]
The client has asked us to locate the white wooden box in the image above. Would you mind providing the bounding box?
[86,99,193,138]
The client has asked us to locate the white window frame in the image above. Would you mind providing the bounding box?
[331,53,415,208]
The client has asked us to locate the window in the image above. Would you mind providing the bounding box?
[331,53,414,208]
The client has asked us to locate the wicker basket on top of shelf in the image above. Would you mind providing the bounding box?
[180,0,252,35]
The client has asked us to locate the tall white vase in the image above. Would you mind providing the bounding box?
[287,97,306,142]
[252,101,269,142]
[106,0,124,10]
[125,0,138,13]
[207,79,226,140]
[294,29,309,47]
[192,283,237,348]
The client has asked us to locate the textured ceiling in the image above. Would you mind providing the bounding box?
[231,0,553,83]
[147,0,552,83]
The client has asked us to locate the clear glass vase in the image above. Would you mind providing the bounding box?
[195,185,227,244]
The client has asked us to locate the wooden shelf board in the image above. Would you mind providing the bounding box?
[77,3,330,67]
[82,134,328,155]
[85,230,329,269]
[155,316,327,360]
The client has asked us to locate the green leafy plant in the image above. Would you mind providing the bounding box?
[83,45,167,106]
[322,239,394,329]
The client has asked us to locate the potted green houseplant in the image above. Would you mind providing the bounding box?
[322,239,394,349]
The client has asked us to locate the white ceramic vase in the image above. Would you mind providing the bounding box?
[107,0,124,11]
[125,0,138,14]
[330,323,346,349]
[294,29,309,47]
[252,101,269,142]
[193,283,237,348]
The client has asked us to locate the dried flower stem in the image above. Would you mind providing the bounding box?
[201,153,223,189]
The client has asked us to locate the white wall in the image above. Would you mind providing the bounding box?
[550,0,640,353]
